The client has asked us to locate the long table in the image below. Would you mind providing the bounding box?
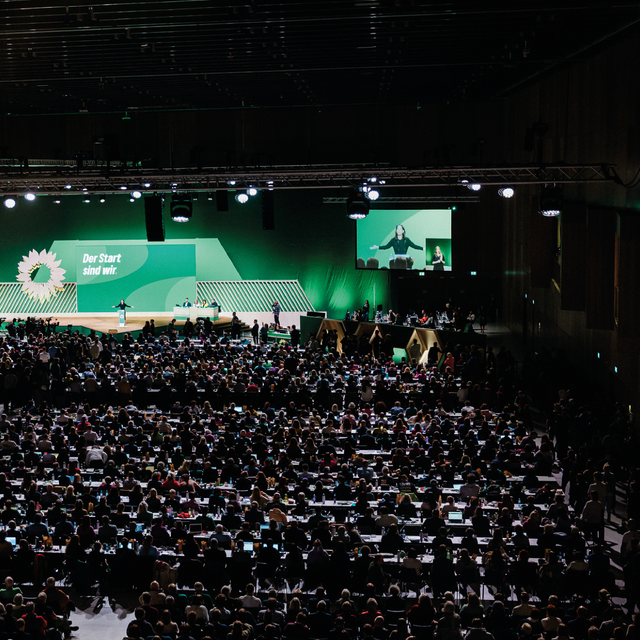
[172,307,220,321]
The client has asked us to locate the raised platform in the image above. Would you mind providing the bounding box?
[299,316,486,360]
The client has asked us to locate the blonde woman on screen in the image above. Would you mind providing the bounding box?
[431,246,445,271]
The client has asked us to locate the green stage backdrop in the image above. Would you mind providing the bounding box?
[0,191,389,316]
[76,243,196,312]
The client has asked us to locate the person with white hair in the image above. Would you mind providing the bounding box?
[0,576,21,605]
[85,445,107,468]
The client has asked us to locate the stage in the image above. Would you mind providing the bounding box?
[40,314,236,335]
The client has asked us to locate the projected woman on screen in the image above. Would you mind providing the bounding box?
[370,224,423,268]
[431,246,446,271]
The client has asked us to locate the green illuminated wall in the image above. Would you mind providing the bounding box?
[1,190,389,316]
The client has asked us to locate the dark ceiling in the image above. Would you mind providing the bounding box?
[2,1,640,115]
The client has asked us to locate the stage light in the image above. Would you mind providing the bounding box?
[120,186,127,191]
[207,192,214,201]
[369,177,377,183]
[227,180,237,186]
[24,192,36,201]
[3,197,16,209]
[460,179,481,191]
[346,190,370,220]
[365,188,380,201]
[99,197,106,203]
[235,192,249,204]
[131,191,142,199]
[129,198,135,202]
[64,184,73,190]
[83,195,91,203]
[53,198,61,204]
[539,185,563,217]
[170,194,192,222]
[143,183,151,188]
[498,186,515,199]
[247,187,258,197]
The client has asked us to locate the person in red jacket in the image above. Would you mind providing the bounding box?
[22,602,47,638]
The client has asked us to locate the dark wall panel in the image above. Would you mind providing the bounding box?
[618,213,640,337]
[585,208,615,330]
[561,202,587,311]
[529,198,556,289]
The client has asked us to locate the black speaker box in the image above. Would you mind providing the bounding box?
[216,190,229,212]
[144,196,165,242]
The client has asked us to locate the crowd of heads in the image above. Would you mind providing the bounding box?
[0,320,632,640]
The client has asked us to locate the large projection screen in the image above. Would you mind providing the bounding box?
[356,209,452,271]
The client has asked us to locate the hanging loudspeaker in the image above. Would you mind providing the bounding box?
[145,196,165,241]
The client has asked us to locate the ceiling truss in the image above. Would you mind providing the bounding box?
[0,162,615,196]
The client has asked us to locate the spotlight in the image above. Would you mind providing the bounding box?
[129,198,135,202]
[170,194,192,222]
[460,179,481,191]
[539,185,563,217]
[3,197,16,209]
[131,191,142,199]
[227,180,237,186]
[99,197,106,203]
[365,188,380,201]
[120,186,127,191]
[143,183,151,188]
[369,177,377,183]
[235,192,249,204]
[498,186,515,199]
[247,187,258,197]
[346,190,370,220]
[24,192,36,201]
[53,198,61,204]
[83,195,91,203]
[64,184,73,190]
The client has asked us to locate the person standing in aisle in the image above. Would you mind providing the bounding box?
[272,301,281,327]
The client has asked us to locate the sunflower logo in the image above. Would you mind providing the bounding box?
[16,249,66,303]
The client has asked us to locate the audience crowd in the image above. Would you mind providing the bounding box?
[0,319,632,640]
